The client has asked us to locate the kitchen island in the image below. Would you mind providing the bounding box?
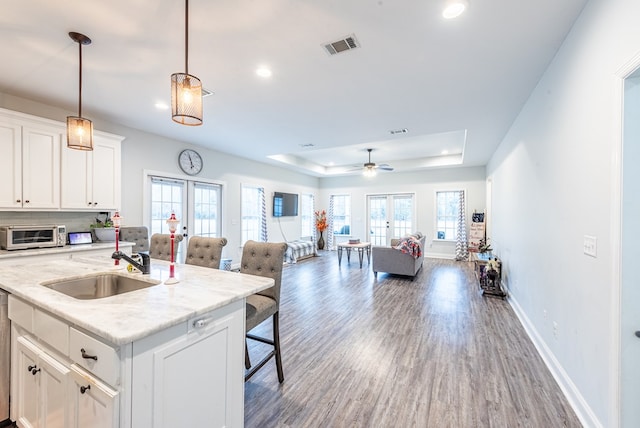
[0,255,273,428]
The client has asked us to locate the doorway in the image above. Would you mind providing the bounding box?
[620,68,640,427]
[367,193,415,246]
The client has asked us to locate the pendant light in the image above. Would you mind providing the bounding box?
[171,0,203,126]
[67,32,94,150]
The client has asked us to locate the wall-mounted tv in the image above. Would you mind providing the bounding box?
[273,192,299,217]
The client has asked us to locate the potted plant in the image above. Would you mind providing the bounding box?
[90,214,116,242]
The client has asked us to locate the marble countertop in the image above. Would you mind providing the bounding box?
[0,241,133,259]
[0,256,273,345]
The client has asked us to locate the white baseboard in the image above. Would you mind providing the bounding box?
[506,292,602,428]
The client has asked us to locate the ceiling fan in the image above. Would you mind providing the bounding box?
[361,148,394,176]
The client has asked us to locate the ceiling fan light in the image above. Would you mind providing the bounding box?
[171,72,203,125]
[363,167,377,178]
[66,116,93,150]
[442,0,468,19]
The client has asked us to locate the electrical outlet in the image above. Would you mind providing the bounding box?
[583,235,597,257]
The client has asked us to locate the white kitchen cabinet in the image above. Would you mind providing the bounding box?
[14,335,70,428]
[68,365,119,428]
[9,295,246,428]
[131,299,245,428]
[60,133,122,210]
[0,117,62,209]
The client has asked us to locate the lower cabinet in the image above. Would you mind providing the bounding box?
[13,335,118,428]
[14,336,69,428]
[10,296,245,428]
[68,365,119,428]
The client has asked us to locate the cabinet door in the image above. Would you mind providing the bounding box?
[22,124,61,208]
[68,365,119,428]
[91,136,121,210]
[132,301,245,428]
[0,119,22,208]
[14,337,39,428]
[14,336,70,428]
[60,146,91,209]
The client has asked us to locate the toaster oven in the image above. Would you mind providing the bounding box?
[0,225,66,250]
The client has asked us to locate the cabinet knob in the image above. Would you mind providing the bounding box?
[27,364,36,372]
[80,384,91,394]
[16,199,20,203]
[28,365,40,375]
[24,200,30,204]
[87,202,92,206]
[80,348,98,361]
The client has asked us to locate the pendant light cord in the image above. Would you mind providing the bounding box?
[78,40,83,117]
[185,0,189,75]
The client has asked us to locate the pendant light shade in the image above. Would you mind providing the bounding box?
[172,0,203,126]
[171,72,202,125]
[67,32,93,150]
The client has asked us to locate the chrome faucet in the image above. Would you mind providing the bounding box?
[111,251,150,274]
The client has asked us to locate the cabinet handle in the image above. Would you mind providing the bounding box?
[28,365,40,375]
[80,348,98,361]
[25,200,30,204]
[27,365,36,372]
[80,384,91,394]
[16,199,20,203]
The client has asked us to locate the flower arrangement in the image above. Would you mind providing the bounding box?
[315,209,327,232]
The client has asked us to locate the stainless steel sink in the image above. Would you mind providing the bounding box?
[41,274,160,300]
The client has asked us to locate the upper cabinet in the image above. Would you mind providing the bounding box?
[61,134,122,210]
[0,117,62,209]
[0,108,123,211]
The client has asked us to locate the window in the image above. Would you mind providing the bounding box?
[241,185,266,244]
[331,194,351,235]
[301,193,314,237]
[436,190,463,240]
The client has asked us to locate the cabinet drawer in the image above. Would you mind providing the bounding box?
[34,309,69,356]
[69,327,119,387]
[8,296,34,332]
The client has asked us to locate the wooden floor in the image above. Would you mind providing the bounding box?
[244,254,582,428]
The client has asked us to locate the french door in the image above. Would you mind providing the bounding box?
[367,193,415,246]
[148,175,222,261]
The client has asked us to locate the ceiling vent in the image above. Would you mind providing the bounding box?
[202,88,214,98]
[323,34,360,55]
[389,128,409,135]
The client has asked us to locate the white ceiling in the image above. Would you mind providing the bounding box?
[0,0,587,177]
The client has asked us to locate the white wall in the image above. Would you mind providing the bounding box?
[487,0,640,426]
[319,166,486,258]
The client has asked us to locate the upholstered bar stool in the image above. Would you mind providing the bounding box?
[119,226,150,253]
[185,236,228,269]
[241,240,288,383]
[149,233,184,261]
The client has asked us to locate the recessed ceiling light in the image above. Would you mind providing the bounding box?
[256,66,272,78]
[389,128,408,135]
[442,0,468,19]
[155,102,169,110]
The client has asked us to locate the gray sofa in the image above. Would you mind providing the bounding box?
[372,233,426,278]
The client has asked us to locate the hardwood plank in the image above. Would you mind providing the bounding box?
[245,255,582,427]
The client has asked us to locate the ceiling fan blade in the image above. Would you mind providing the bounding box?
[378,164,394,171]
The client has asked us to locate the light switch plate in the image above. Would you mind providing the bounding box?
[583,235,597,257]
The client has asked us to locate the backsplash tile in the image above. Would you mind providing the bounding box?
[0,211,108,232]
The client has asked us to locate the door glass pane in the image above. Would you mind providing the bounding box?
[151,177,185,235]
[193,182,221,238]
[369,196,387,246]
[393,195,413,238]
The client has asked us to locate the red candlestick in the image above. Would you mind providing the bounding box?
[114,227,120,266]
[165,212,180,284]
[111,211,122,267]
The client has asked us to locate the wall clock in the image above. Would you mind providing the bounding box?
[178,149,203,175]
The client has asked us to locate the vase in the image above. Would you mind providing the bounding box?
[93,227,116,242]
[317,231,325,250]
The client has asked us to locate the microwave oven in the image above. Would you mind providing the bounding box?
[0,225,66,250]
